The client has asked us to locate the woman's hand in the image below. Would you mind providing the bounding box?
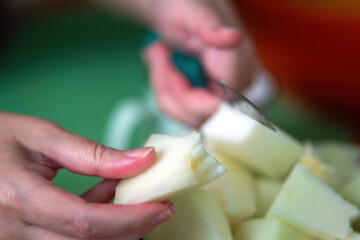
[0,112,174,240]
[144,0,259,127]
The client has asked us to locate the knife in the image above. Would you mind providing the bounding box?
[144,32,276,131]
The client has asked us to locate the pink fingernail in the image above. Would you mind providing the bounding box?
[164,201,176,214]
[219,27,239,35]
[153,210,173,225]
[124,147,154,158]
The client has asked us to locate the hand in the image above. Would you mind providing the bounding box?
[144,0,259,127]
[0,112,174,240]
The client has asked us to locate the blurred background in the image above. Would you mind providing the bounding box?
[0,3,352,195]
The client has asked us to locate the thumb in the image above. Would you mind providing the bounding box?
[19,118,156,179]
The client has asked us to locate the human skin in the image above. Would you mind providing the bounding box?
[0,0,257,238]
[0,112,175,240]
[98,0,259,128]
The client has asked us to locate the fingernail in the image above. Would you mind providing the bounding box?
[164,201,176,214]
[124,147,154,158]
[219,27,239,35]
[153,210,173,225]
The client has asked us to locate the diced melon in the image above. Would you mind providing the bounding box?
[344,232,360,240]
[267,164,359,240]
[316,141,360,184]
[341,172,360,207]
[145,189,232,240]
[234,217,315,240]
[299,142,342,189]
[205,150,257,223]
[255,178,282,217]
[114,131,226,204]
[201,103,302,179]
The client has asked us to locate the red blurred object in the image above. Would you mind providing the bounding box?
[233,0,360,135]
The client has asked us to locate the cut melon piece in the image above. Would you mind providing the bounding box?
[145,189,232,240]
[344,232,360,240]
[201,103,302,179]
[255,178,282,217]
[205,150,257,223]
[340,172,360,207]
[114,131,226,204]
[316,141,360,184]
[299,142,342,189]
[267,164,359,240]
[235,217,315,240]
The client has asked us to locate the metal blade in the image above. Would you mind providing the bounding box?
[208,79,276,131]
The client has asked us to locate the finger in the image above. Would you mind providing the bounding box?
[169,71,220,127]
[181,2,242,48]
[81,179,119,203]
[199,26,242,48]
[28,225,147,240]
[17,172,173,238]
[145,43,205,126]
[14,116,156,179]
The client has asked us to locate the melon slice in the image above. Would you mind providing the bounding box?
[255,178,282,217]
[341,172,360,207]
[267,164,359,240]
[235,217,315,240]
[299,142,342,189]
[146,189,232,240]
[316,141,360,184]
[205,150,257,223]
[114,131,226,204]
[345,232,360,240]
[201,103,302,179]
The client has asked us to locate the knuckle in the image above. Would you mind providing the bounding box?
[75,138,106,167]
[91,142,107,167]
[0,184,21,210]
[68,215,92,238]
[37,118,63,134]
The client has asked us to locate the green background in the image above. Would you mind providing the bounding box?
[0,6,350,195]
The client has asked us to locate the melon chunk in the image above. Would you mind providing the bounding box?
[316,141,360,184]
[267,164,359,240]
[205,150,257,223]
[146,189,232,240]
[345,232,360,240]
[255,178,282,217]
[114,131,226,204]
[341,172,360,207]
[201,103,302,179]
[235,217,315,240]
[299,142,342,189]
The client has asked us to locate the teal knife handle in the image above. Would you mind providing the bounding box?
[143,31,207,88]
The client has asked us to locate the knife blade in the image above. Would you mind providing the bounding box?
[207,79,275,131]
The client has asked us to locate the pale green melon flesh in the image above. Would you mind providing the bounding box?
[255,178,282,217]
[235,217,315,240]
[145,189,232,240]
[114,131,226,204]
[299,142,342,190]
[267,164,359,240]
[202,103,302,179]
[341,172,360,207]
[316,141,360,185]
[205,150,257,223]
